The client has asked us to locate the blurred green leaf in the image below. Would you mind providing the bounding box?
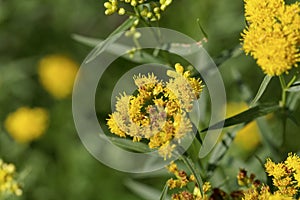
[99,134,151,153]
[84,17,137,63]
[71,34,101,47]
[201,103,280,132]
[250,75,272,107]
[72,34,165,64]
[125,179,163,200]
[207,125,242,176]
[287,81,300,93]
[197,18,208,39]
[159,182,169,200]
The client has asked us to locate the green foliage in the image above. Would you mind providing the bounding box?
[1,0,300,200]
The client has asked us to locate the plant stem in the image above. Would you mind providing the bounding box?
[279,75,287,108]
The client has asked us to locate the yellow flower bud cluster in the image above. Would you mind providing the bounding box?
[0,159,22,197]
[107,63,203,160]
[103,0,173,23]
[241,154,300,199]
[166,162,211,200]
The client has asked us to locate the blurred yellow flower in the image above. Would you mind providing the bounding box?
[0,159,22,197]
[241,0,300,76]
[226,102,261,152]
[38,55,79,99]
[4,107,49,143]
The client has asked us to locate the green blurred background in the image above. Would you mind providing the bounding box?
[0,0,299,199]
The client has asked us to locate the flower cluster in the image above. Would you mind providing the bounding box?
[104,0,173,22]
[4,107,49,143]
[240,153,300,199]
[0,159,22,198]
[166,162,211,200]
[265,153,300,197]
[241,0,300,76]
[107,63,203,159]
[38,54,78,99]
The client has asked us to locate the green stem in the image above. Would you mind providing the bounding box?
[178,153,204,196]
[279,75,287,108]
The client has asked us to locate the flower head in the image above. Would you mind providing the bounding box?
[166,162,211,200]
[103,0,173,23]
[241,0,300,76]
[4,107,49,143]
[107,64,203,159]
[0,159,22,197]
[38,54,78,99]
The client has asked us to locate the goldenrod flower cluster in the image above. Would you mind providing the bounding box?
[38,55,78,99]
[241,154,300,199]
[166,162,211,200]
[241,0,300,76]
[104,0,172,22]
[265,153,300,197]
[4,107,49,143]
[107,63,203,159]
[0,159,22,197]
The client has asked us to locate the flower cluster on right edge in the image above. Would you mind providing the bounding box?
[238,153,300,200]
[165,153,300,200]
[241,0,300,76]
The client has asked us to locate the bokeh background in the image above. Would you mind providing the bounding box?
[1,0,299,199]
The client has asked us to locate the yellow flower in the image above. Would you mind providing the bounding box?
[104,0,173,23]
[38,54,78,99]
[226,102,261,152]
[4,107,49,143]
[107,64,203,160]
[0,159,22,197]
[241,0,300,76]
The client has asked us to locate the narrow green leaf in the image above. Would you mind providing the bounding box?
[201,103,280,132]
[72,34,101,47]
[72,34,165,64]
[287,92,300,110]
[99,134,151,153]
[125,179,164,200]
[85,17,137,63]
[159,182,169,200]
[207,126,242,175]
[179,154,204,196]
[197,18,208,39]
[250,75,272,107]
[287,81,300,92]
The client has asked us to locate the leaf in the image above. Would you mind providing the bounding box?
[250,75,272,107]
[207,126,242,175]
[72,34,165,64]
[287,81,300,92]
[197,18,208,39]
[287,92,300,110]
[159,182,169,200]
[72,34,101,47]
[179,154,203,196]
[99,134,151,153]
[125,179,166,200]
[201,103,280,132]
[84,17,137,63]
